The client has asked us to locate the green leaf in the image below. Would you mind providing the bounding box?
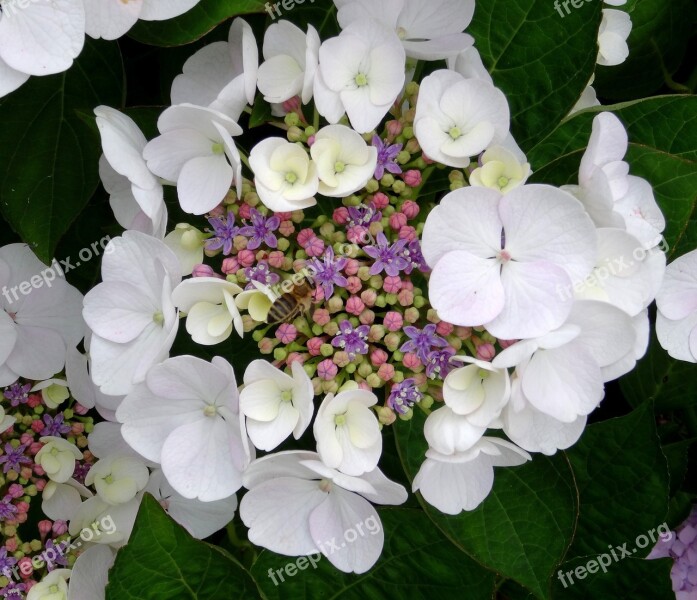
[128,0,268,46]
[468,0,602,151]
[394,409,578,600]
[249,508,496,599]
[106,494,264,599]
[528,95,697,259]
[620,330,697,411]
[594,0,696,99]
[0,39,123,264]
[551,404,672,597]
[551,557,675,599]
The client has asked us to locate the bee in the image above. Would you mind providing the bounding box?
[266,280,314,324]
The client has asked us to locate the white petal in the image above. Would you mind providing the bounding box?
[139,0,200,20]
[84,0,141,40]
[429,251,504,327]
[485,260,573,339]
[0,0,85,76]
[240,477,326,555]
[309,487,383,574]
[162,417,244,501]
[68,546,115,600]
[0,56,29,97]
[522,344,604,421]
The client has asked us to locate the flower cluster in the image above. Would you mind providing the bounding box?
[0,378,95,598]
[12,0,697,595]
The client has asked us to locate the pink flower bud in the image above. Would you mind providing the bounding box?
[287,353,305,367]
[499,339,518,349]
[74,403,89,415]
[347,225,369,245]
[275,211,292,221]
[312,309,331,326]
[476,343,496,361]
[383,276,402,294]
[297,228,316,248]
[389,212,408,231]
[8,484,24,499]
[359,309,375,325]
[344,258,360,276]
[383,311,403,331]
[307,135,316,146]
[305,237,325,257]
[346,276,362,294]
[276,323,298,344]
[371,349,389,366]
[279,220,295,237]
[401,200,420,219]
[386,120,403,137]
[38,520,53,540]
[436,321,454,336]
[403,170,422,187]
[71,423,85,435]
[307,337,324,356]
[52,520,68,536]
[401,279,414,291]
[317,359,338,381]
[20,433,33,445]
[361,289,377,306]
[397,289,414,306]
[333,207,350,225]
[268,251,285,269]
[346,296,365,316]
[398,225,417,241]
[378,363,396,382]
[237,249,256,267]
[5,538,18,552]
[208,205,225,218]
[27,395,41,408]
[413,372,427,386]
[31,420,43,433]
[35,480,46,492]
[258,337,275,354]
[29,442,43,455]
[282,95,301,114]
[193,264,222,279]
[18,558,32,578]
[15,501,29,514]
[372,192,390,210]
[29,465,42,478]
[403,353,421,369]
[238,203,253,220]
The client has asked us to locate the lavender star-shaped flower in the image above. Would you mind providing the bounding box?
[0,495,17,521]
[425,346,456,379]
[402,239,429,275]
[400,324,449,364]
[244,261,281,290]
[44,539,70,571]
[0,548,16,575]
[364,232,410,277]
[347,203,382,229]
[205,212,239,256]
[40,414,70,437]
[372,135,403,180]
[239,208,280,251]
[307,246,348,300]
[331,320,370,359]
[2,383,30,407]
[0,581,25,599]
[0,443,31,474]
[387,378,423,415]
